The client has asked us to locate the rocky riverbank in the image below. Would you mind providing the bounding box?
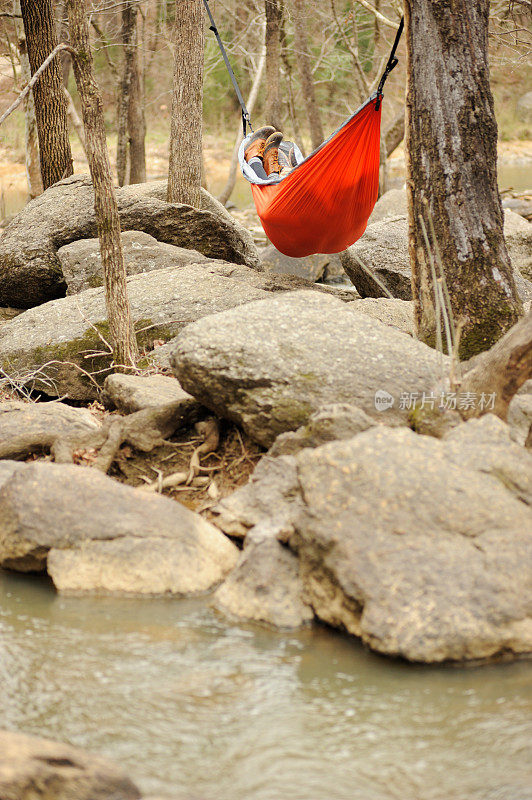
[1,178,531,667]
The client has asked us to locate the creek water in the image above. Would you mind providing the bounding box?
[1,570,531,800]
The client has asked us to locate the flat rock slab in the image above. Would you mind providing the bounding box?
[170,290,446,446]
[103,372,198,414]
[0,175,260,307]
[0,729,141,800]
[342,209,532,300]
[0,262,270,401]
[0,461,238,593]
[0,400,100,459]
[353,298,414,334]
[368,187,407,224]
[213,537,313,629]
[58,230,208,294]
[215,422,532,662]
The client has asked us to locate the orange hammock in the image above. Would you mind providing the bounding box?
[203,0,403,259]
[242,97,382,258]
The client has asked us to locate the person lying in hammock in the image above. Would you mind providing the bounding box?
[244,126,298,180]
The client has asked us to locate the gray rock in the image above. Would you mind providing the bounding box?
[504,208,532,280]
[0,461,238,593]
[170,291,446,446]
[0,730,141,800]
[103,373,198,414]
[516,90,532,122]
[58,230,208,294]
[343,207,532,298]
[268,403,375,457]
[0,175,260,308]
[220,426,532,662]
[212,454,302,540]
[0,460,22,488]
[368,188,407,223]
[260,244,345,282]
[0,262,270,401]
[508,393,532,447]
[342,216,412,299]
[442,415,532,505]
[0,400,100,459]
[353,297,414,334]
[502,196,532,222]
[213,537,313,629]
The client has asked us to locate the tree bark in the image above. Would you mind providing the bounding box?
[20,0,73,189]
[15,4,43,198]
[292,0,323,150]
[117,1,146,186]
[404,0,522,359]
[264,0,283,131]
[67,0,138,368]
[459,310,532,421]
[167,0,204,207]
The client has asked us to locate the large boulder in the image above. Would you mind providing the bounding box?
[342,211,532,300]
[0,175,261,308]
[0,262,270,400]
[0,729,141,800]
[0,461,238,593]
[58,230,208,295]
[516,90,532,122]
[170,291,446,447]
[214,422,532,662]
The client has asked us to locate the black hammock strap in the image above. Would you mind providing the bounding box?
[375,17,404,110]
[203,0,404,128]
[202,0,253,136]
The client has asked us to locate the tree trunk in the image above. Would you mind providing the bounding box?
[15,4,43,198]
[404,0,522,359]
[116,3,133,187]
[264,0,283,131]
[384,109,404,157]
[67,0,138,368]
[167,0,204,207]
[117,1,146,186]
[20,0,73,189]
[292,0,323,150]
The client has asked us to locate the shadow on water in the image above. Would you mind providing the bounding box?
[1,570,531,800]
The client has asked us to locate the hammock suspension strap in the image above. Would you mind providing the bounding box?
[375,16,404,110]
[202,0,253,136]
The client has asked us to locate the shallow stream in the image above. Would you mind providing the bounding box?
[1,571,531,800]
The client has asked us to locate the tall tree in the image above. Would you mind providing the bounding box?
[292,0,323,150]
[167,0,204,206]
[404,0,522,358]
[14,0,43,199]
[117,1,146,187]
[264,0,283,131]
[67,0,138,367]
[19,0,73,189]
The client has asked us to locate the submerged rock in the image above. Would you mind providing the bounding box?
[0,175,260,308]
[0,729,141,800]
[170,290,445,446]
[0,461,238,593]
[214,537,313,629]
